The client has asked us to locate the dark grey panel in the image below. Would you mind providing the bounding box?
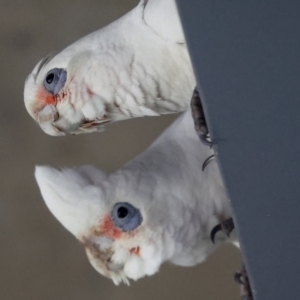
[176,1,300,299]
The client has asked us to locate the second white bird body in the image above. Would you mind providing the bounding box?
[35,110,234,284]
[109,110,233,267]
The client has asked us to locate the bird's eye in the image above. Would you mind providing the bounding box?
[43,68,67,95]
[117,206,129,218]
[111,202,143,232]
[46,73,54,84]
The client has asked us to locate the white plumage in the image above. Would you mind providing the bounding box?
[24,0,195,136]
[35,110,235,285]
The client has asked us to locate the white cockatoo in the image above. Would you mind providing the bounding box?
[35,110,236,285]
[24,0,196,136]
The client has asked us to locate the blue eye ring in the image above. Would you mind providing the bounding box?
[111,202,143,232]
[43,68,67,95]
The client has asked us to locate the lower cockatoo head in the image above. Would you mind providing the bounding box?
[35,165,167,285]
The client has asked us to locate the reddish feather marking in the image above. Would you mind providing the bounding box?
[100,216,122,239]
[130,247,140,256]
[36,87,56,105]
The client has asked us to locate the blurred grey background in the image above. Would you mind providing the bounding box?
[0,0,241,299]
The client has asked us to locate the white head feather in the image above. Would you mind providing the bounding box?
[24,0,195,136]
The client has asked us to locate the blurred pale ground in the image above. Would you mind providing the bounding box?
[0,0,242,299]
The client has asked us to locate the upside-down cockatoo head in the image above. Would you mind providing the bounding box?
[35,165,166,285]
[24,49,114,136]
[24,0,195,137]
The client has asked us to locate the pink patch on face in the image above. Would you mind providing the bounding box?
[36,87,56,105]
[130,247,140,256]
[100,216,122,239]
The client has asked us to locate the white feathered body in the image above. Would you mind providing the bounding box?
[109,111,233,266]
[25,0,195,135]
[35,111,234,284]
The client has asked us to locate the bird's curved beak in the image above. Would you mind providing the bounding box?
[39,121,65,136]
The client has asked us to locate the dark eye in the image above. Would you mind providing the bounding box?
[111,202,143,232]
[117,206,129,218]
[46,73,54,84]
[43,68,67,95]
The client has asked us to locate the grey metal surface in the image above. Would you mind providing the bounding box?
[176,1,300,299]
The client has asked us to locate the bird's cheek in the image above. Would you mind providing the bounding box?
[36,87,56,105]
[99,216,122,240]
